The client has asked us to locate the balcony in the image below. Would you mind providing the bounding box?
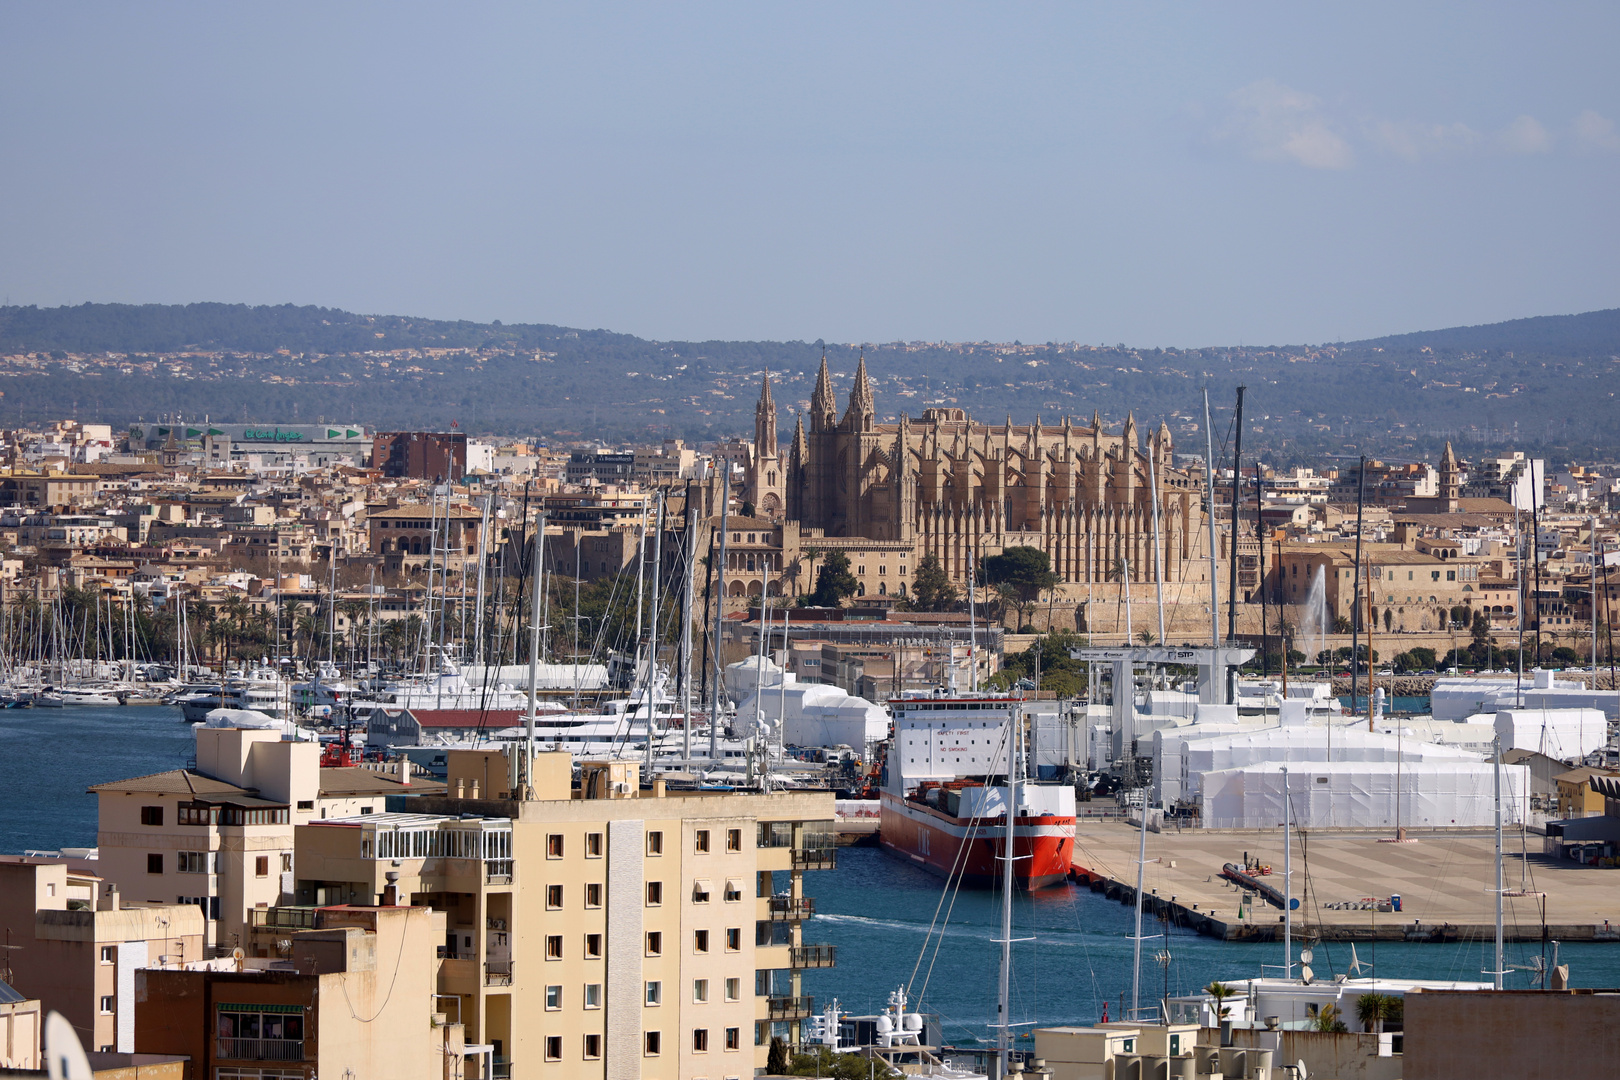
[485,960,514,987]
[767,995,814,1020]
[768,896,815,922]
[250,907,318,931]
[790,944,837,969]
[217,1039,304,1062]
[791,848,837,871]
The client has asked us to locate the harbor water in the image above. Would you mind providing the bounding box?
[9,704,1620,1044]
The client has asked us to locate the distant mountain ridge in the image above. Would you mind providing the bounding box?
[1,301,1618,462]
[4,300,1619,358]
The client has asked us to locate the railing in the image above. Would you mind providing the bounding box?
[768,896,815,921]
[490,1056,512,1080]
[767,995,814,1020]
[790,943,837,968]
[216,1038,304,1062]
[250,907,318,930]
[485,960,514,986]
[791,848,837,871]
[486,860,514,884]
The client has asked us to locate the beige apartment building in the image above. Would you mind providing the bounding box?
[0,857,204,1055]
[280,753,836,1080]
[89,726,433,953]
[137,904,464,1080]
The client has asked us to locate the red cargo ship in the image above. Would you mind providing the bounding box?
[879,691,1075,889]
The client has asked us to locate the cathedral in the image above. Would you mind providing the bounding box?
[742,357,1199,591]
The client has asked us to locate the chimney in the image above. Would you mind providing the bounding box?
[97,883,120,911]
[469,779,481,799]
[455,777,466,798]
[382,870,400,907]
[399,759,411,786]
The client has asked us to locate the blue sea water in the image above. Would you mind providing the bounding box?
[8,704,1620,1044]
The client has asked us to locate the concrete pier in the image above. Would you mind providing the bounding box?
[1069,820,1620,943]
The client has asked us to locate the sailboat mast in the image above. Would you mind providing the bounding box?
[1202,388,1220,649]
[1148,450,1166,647]
[682,488,696,764]
[711,491,728,762]
[1132,768,1148,1019]
[968,540,979,693]
[474,495,490,667]
[521,514,547,797]
[996,703,1018,1078]
[1283,765,1292,978]
[643,494,665,783]
[1494,735,1504,990]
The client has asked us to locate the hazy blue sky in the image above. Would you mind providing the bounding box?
[2,3,1616,346]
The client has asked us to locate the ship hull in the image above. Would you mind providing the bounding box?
[878,790,1074,889]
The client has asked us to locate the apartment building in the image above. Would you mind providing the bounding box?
[281,752,836,1080]
[89,725,435,952]
[136,905,463,1080]
[0,857,204,1055]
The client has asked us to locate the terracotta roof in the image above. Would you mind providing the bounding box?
[87,769,257,798]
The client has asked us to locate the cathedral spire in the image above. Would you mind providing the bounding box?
[811,351,837,432]
[842,353,875,431]
[754,369,778,456]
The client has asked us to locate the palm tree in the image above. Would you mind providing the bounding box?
[1106,556,1129,633]
[1204,981,1235,1021]
[1313,1003,1348,1033]
[1137,628,1157,646]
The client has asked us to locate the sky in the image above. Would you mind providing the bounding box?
[1,3,1617,347]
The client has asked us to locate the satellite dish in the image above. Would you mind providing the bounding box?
[1289,898,1301,910]
[1300,964,1314,985]
[45,1012,92,1080]
[1297,1062,1309,1080]
[1299,946,1314,965]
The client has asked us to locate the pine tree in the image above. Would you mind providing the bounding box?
[910,553,957,612]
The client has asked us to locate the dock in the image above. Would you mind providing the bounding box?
[1068,820,1620,943]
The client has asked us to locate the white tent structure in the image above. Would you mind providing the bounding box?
[1493,708,1608,762]
[723,655,791,704]
[1431,670,1620,722]
[462,663,610,691]
[735,683,889,753]
[1199,759,1530,829]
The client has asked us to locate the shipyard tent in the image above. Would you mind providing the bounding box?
[724,655,792,704]
[1198,760,1530,829]
[1176,724,1483,808]
[1493,708,1607,762]
[1431,671,1620,722]
[462,663,609,691]
[735,683,888,752]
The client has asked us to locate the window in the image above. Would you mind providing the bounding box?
[694,929,710,953]
[99,996,114,1015]
[584,983,602,1009]
[693,1029,710,1053]
[255,856,269,877]
[644,1032,661,1057]
[546,935,563,960]
[585,882,602,908]
[147,853,163,874]
[140,806,164,826]
[585,933,603,959]
[101,946,116,964]
[1447,570,1457,581]
[296,800,313,811]
[725,927,741,951]
[547,884,564,909]
[645,981,662,1006]
[546,985,562,1010]
[583,1034,602,1059]
[647,831,663,856]
[724,880,742,902]
[547,834,564,858]
[725,1027,741,1051]
[724,978,740,1002]
[545,1036,561,1061]
[280,853,292,873]
[694,979,709,1003]
[695,829,710,853]
[646,881,663,906]
[693,881,711,903]
[586,832,603,857]
[177,851,215,874]
[645,931,662,956]
[726,828,742,852]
